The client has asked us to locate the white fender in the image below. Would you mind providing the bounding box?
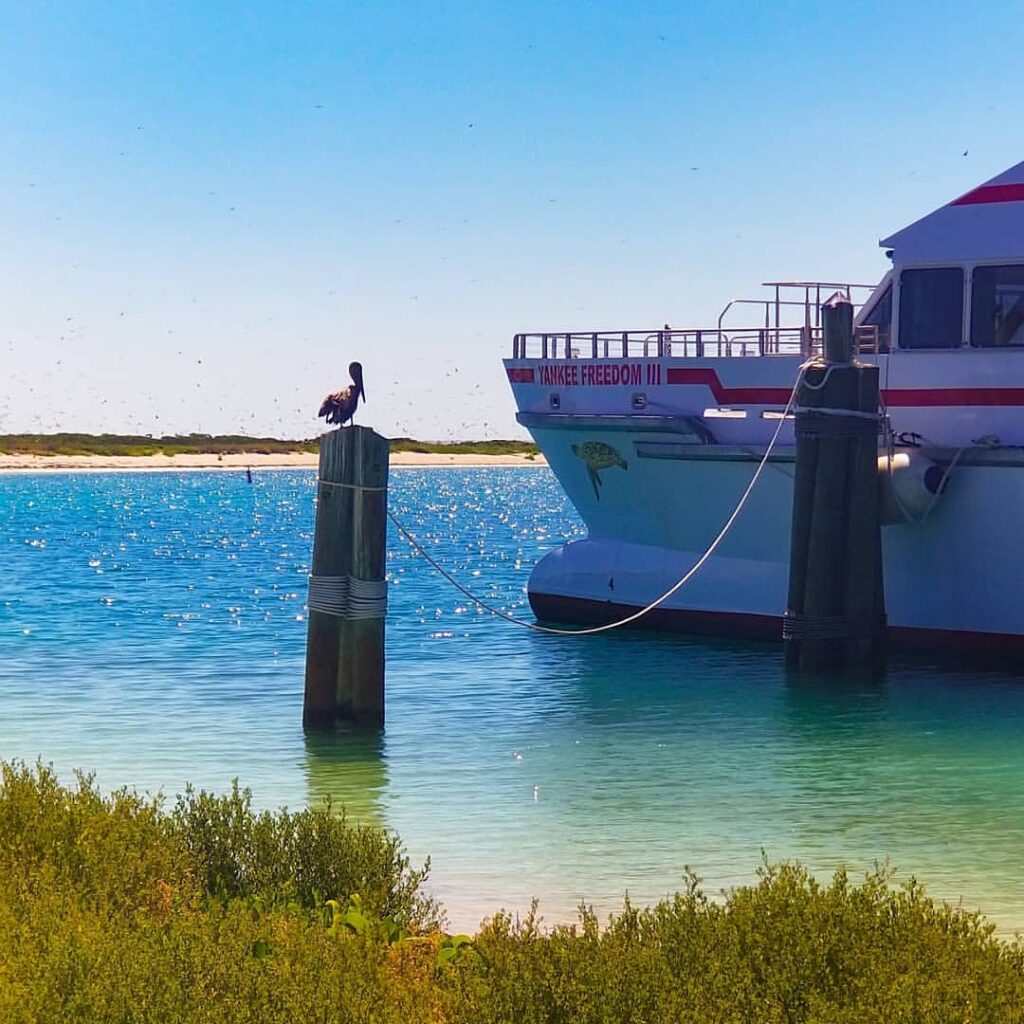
[878,451,947,525]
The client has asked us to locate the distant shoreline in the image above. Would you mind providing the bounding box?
[0,451,547,472]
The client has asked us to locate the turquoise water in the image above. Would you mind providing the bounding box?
[2,467,1024,933]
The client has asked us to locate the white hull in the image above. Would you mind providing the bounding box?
[524,419,1024,649]
[505,160,1024,651]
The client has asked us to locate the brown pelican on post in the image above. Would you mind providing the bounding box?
[318,362,365,426]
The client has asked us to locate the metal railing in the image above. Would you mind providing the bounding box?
[510,281,882,361]
[511,324,884,361]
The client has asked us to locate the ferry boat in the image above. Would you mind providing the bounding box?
[504,160,1024,654]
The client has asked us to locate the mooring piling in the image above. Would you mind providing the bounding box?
[303,426,390,730]
[784,294,886,674]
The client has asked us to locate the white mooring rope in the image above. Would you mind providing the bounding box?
[385,362,810,636]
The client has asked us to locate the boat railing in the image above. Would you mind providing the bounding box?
[511,324,884,361]
[511,281,881,361]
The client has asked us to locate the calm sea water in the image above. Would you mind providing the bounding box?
[2,467,1024,933]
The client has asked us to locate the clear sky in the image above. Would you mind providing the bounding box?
[3,1,1023,440]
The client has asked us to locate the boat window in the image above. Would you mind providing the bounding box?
[898,268,964,349]
[971,265,1024,348]
[859,283,892,351]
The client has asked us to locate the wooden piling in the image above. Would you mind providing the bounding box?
[784,295,886,674]
[303,426,390,730]
[784,362,822,669]
[348,435,389,728]
[799,364,859,673]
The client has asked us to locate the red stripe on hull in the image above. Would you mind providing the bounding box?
[951,183,1024,206]
[665,366,1024,408]
[529,591,1024,658]
[665,367,792,404]
[882,387,1024,407]
[512,363,1024,408]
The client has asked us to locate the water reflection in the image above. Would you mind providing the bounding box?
[303,731,388,826]
[783,671,888,737]
[383,627,1024,931]
[782,662,1024,931]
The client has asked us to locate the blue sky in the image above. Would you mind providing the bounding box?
[3,1,1023,439]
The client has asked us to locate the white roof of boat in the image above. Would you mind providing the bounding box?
[881,160,1024,263]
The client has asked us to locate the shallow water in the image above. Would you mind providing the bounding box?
[2,467,1024,932]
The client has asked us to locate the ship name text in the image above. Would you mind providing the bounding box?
[538,363,662,387]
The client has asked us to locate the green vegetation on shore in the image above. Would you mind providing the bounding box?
[0,433,317,457]
[389,437,537,457]
[0,433,539,458]
[3,761,1023,1023]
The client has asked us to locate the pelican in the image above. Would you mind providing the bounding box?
[318,362,365,426]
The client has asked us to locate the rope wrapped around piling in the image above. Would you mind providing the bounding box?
[782,611,887,641]
[794,408,880,440]
[308,574,388,620]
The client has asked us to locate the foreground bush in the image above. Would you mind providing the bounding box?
[444,867,1024,1023]
[0,761,438,928]
[2,761,1023,1022]
[169,780,436,925]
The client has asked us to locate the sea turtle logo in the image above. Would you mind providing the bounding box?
[571,441,628,500]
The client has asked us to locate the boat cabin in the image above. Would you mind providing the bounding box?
[874,159,1024,353]
[510,159,1024,363]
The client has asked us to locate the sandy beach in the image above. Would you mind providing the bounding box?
[0,451,546,472]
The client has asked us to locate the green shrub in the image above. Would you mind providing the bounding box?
[0,761,188,911]
[0,874,422,1024]
[0,762,442,1022]
[4,761,1024,1023]
[440,863,1024,1023]
[170,780,439,928]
